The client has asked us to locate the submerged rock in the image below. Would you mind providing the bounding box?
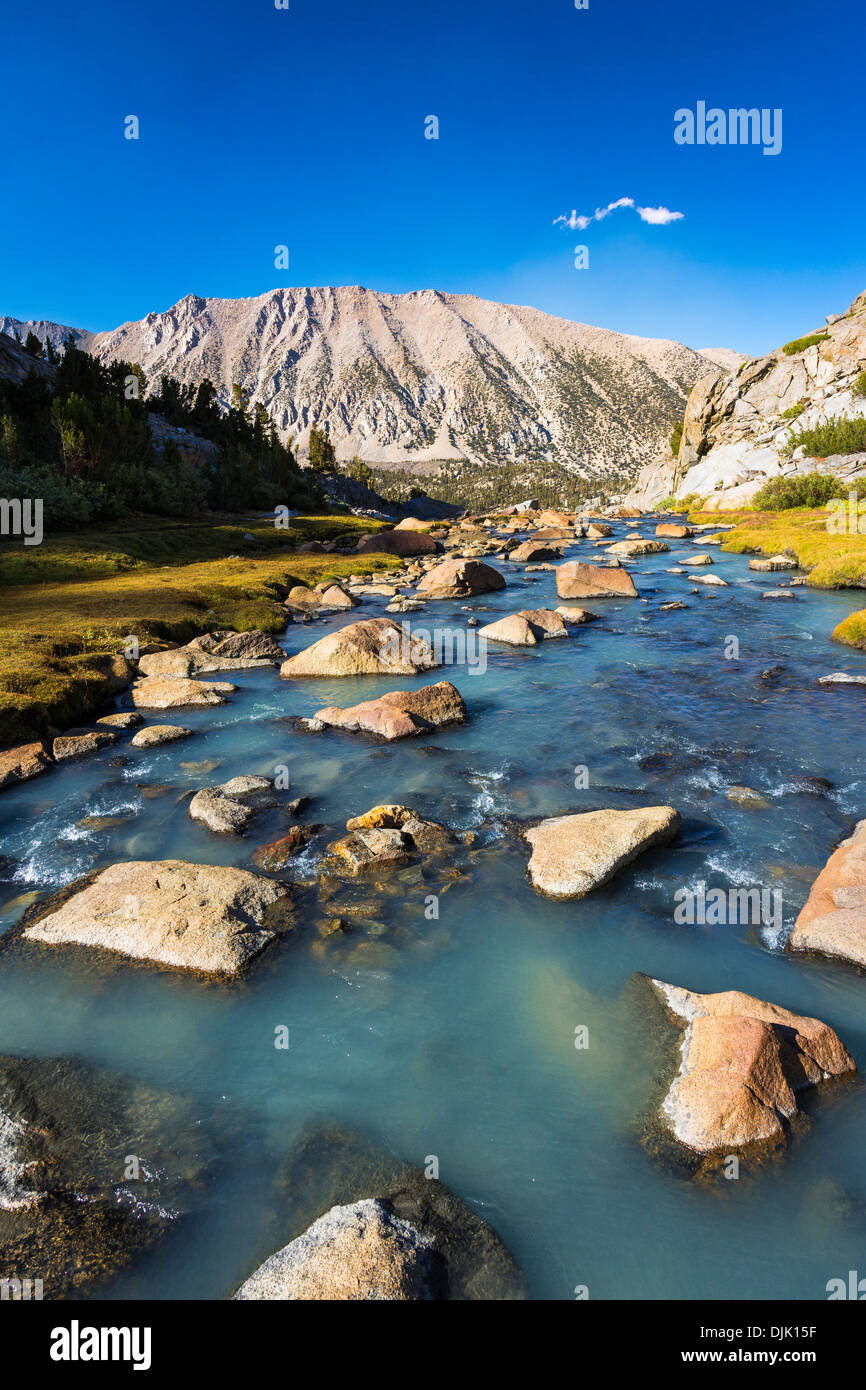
[0,742,52,792]
[726,785,771,810]
[647,978,855,1156]
[0,1054,215,1298]
[416,558,506,599]
[252,825,321,870]
[314,681,467,740]
[21,860,291,975]
[556,560,638,599]
[233,1125,525,1300]
[789,818,866,967]
[280,617,438,678]
[523,806,680,899]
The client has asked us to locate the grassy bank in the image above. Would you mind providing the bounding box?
[692,507,866,588]
[690,506,866,652]
[0,513,396,746]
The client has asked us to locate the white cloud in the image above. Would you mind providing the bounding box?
[636,205,684,225]
[595,197,634,220]
[553,197,683,230]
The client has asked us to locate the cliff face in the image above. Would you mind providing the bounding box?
[628,291,866,510]
[2,287,719,483]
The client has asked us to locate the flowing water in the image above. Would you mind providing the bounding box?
[3,527,866,1301]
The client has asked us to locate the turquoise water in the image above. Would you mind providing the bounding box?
[3,526,866,1301]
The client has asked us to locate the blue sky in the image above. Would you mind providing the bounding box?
[2,0,864,355]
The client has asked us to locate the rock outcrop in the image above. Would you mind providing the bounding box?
[627,288,866,510]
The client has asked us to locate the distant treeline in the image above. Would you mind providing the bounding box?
[365,458,632,512]
[0,336,320,527]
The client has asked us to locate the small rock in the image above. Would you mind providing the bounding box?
[131,725,193,748]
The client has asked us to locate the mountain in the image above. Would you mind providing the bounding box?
[1,288,727,491]
[625,289,866,511]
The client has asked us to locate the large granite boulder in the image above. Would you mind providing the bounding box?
[234,1199,436,1300]
[21,860,292,976]
[524,806,680,898]
[314,681,467,740]
[508,540,561,562]
[280,618,438,678]
[788,819,866,967]
[556,561,638,599]
[416,559,506,599]
[647,978,855,1155]
[355,530,441,557]
[656,523,693,538]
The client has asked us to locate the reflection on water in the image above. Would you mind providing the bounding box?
[2,532,866,1300]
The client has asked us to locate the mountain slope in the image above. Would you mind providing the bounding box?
[2,287,723,484]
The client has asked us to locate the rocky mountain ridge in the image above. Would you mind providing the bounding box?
[1,287,729,487]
